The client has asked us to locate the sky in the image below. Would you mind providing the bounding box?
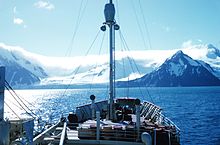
[0,0,220,57]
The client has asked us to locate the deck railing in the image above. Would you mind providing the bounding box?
[157,113,180,133]
[141,101,180,134]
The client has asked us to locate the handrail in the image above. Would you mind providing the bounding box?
[141,101,180,133]
[33,121,60,144]
[157,113,180,132]
[59,122,67,145]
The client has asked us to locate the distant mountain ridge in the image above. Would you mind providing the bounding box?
[117,51,220,87]
[0,43,47,87]
[0,55,41,87]
[0,42,220,87]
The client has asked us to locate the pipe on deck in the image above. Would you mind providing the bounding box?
[59,122,67,145]
[33,122,60,144]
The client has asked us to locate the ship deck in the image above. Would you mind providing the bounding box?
[33,119,179,145]
[37,124,146,145]
[44,129,144,145]
[32,98,180,145]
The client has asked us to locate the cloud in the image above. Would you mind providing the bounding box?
[13,7,27,27]
[13,6,17,14]
[34,1,55,10]
[13,17,24,25]
[197,39,203,43]
[181,40,193,48]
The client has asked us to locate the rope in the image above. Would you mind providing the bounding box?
[62,30,101,97]
[130,0,148,50]
[5,98,23,110]
[120,49,128,96]
[5,85,35,118]
[115,1,128,96]
[65,0,88,57]
[115,0,120,25]
[89,31,106,91]
[5,81,37,118]
[118,30,155,104]
[138,0,152,49]
[4,101,21,119]
[137,0,163,105]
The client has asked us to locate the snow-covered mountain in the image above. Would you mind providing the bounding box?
[0,42,220,87]
[43,43,220,85]
[0,43,47,78]
[118,51,220,87]
[0,59,40,87]
[0,43,48,87]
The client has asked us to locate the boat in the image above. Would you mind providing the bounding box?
[0,0,180,145]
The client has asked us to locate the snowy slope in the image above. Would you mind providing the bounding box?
[118,51,220,87]
[0,42,220,86]
[0,55,40,87]
[0,43,47,78]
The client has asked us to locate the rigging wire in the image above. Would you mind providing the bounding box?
[121,51,129,96]
[5,81,37,118]
[4,101,21,119]
[137,0,164,104]
[5,85,35,118]
[115,0,120,25]
[5,97,23,110]
[45,0,89,92]
[130,0,148,50]
[6,87,42,113]
[138,0,152,49]
[118,30,155,104]
[114,1,155,103]
[89,31,106,91]
[65,0,89,57]
[116,0,130,96]
[62,30,101,97]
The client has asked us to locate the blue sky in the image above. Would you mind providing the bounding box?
[0,0,220,57]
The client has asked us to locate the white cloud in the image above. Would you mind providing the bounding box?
[34,1,55,10]
[13,17,24,25]
[13,6,17,14]
[197,39,203,43]
[13,7,26,27]
[181,40,193,48]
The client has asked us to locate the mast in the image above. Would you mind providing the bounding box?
[101,0,119,120]
[0,67,5,121]
[0,67,10,145]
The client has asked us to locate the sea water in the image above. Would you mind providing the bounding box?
[4,87,220,145]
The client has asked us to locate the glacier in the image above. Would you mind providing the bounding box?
[0,42,220,86]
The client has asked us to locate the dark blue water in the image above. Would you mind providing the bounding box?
[12,87,220,145]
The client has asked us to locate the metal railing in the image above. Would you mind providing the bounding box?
[141,101,180,134]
